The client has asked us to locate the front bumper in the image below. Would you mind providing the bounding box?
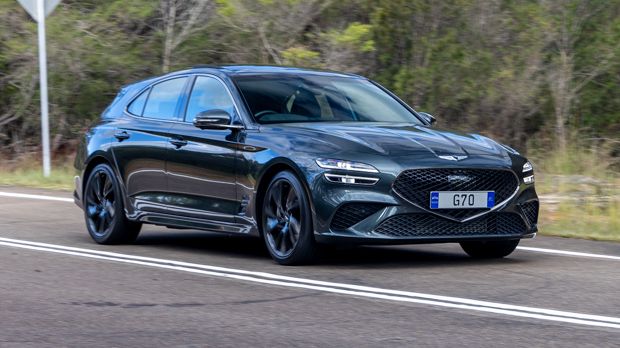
[315,202,538,245]
[311,166,539,245]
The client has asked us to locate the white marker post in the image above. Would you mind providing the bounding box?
[16,0,62,177]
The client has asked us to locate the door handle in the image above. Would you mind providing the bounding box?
[170,137,188,147]
[114,131,130,141]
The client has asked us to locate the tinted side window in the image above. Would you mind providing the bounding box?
[184,76,235,122]
[142,77,187,120]
[127,89,149,116]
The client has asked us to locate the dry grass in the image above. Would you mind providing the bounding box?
[538,196,620,242]
[532,145,620,241]
[0,154,74,191]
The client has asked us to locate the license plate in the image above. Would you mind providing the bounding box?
[430,191,494,209]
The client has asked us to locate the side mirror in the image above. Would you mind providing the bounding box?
[418,112,437,126]
[193,109,242,130]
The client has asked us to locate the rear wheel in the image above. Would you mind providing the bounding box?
[262,171,324,265]
[84,163,141,244]
[460,239,520,258]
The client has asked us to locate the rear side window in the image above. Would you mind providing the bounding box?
[141,77,188,120]
[127,89,149,116]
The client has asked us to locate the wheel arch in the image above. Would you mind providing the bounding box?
[82,154,134,218]
[82,156,111,196]
[254,159,316,238]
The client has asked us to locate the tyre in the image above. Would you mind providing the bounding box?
[460,239,520,258]
[84,163,141,244]
[262,171,324,265]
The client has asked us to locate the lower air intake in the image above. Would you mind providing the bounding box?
[374,213,526,238]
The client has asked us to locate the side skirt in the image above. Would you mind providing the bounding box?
[135,212,258,235]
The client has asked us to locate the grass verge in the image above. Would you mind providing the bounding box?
[0,166,74,191]
[538,196,620,242]
[531,145,620,242]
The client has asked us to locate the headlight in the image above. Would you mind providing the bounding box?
[316,158,379,173]
[522,161,533,172]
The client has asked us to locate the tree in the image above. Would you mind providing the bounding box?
[216,0,333,64]
[542,0,618,152]
[160,0,215,73]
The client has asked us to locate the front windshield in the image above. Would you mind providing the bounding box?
[232,74,423,125]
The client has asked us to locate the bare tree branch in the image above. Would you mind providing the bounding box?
[160,0,215,73]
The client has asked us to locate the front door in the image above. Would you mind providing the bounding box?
[166,75,241,222]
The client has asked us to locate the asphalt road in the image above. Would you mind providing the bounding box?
[1,186,619,347]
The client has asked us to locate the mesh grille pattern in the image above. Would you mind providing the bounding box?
[374,213,526,238]
[393,168,519,221]
[330,203,386,230]
[521,201,539,227]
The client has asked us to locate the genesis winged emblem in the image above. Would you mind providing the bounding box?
[438,155,468,161]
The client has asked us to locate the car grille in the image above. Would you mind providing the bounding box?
[521,200,539,227]
[393,168,519,221]
[331,203,387,230]
[374,213,526,238]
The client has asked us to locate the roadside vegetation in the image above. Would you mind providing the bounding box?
[1,0,619,241]
[532,146,620,242]
[0,154,74,191]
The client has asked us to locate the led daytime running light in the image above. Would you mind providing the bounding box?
[316,158,379,173]
[324,174,379,185]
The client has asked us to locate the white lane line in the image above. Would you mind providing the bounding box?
[1,237,619,329]
[518,246,620,261]
[0,191,73,203]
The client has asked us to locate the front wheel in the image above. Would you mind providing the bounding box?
[262,171,324,265]
[84,163,141,244]
[460,239,520,258]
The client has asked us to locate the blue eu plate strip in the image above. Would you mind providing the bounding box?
[430,192,439,209]
[487,192,495,208]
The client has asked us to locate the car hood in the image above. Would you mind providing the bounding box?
[282,122,511,158]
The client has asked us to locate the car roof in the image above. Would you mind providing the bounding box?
[185,64,363,78]
[121,65,364,93]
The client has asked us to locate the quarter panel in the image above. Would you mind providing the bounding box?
[74,118,117,208]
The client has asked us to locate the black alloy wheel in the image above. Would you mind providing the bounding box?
[84,163,141,244]
[262,171,324,265]
[460,239,520,258]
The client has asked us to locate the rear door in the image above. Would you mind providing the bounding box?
[112,76,189,214]
[166,75,241,222]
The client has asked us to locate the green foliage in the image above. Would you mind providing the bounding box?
[324,22,375,52]
[215,0,236,17]
[281,46,322,68]
[1,0,620,160]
